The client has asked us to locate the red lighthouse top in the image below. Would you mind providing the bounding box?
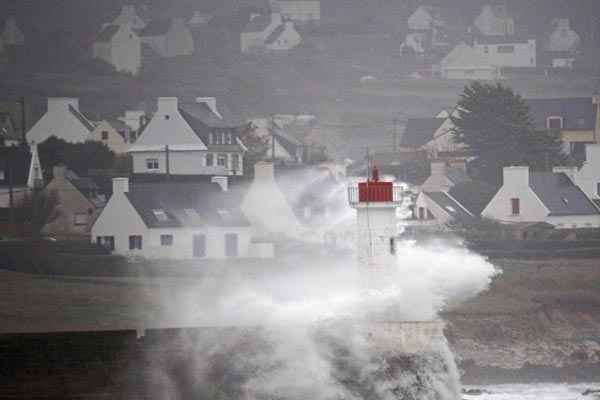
[358,164,393,202]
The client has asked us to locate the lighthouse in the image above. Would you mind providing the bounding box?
[347,164,404,290]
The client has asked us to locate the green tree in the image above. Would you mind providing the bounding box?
[239,123,270,177]
[451,82,565,184]
[38,136,115,180]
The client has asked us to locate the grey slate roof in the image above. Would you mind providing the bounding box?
[529,172,600,216]
[448,180,498,216]
[125,182,250,228]
[95,25,120,42]
[401,118,445,149]
[526,97,595,131]
[425,191,473,222]
[446,168,471,186]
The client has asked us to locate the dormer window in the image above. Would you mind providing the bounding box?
[547,116,563,130]
[152,209,169,222]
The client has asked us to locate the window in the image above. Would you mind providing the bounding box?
[129,235,142,250]
[214,132,222,144]
[129,131,137,143]
[193,234,206,258]
[73,213,89,226]
[225,233,238,257]
[389,237,395,255]
[160,234,174,246]
[209,132,214,144]
[97,236,115,251]
[206,153,213,166]
[511,198,520,215]
[152,209,169,222]
[483,45,489,53]
[497,45,515,53]
[101,131,109,140]
[217,154,227,167]
[418,207,425,220]
[146,158,159,170]
[227,132,233,144]
[546,117,563,130]
[232,154,240,172]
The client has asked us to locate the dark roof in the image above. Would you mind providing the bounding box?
[68,105,94,132]
[448,180,498,216]
[425,191,473,222]
[95,25,120,42]
[529,172,600,216]
[526,97,595,131]
[139,19,171,36]
[243,15,271,33]
[446,167,470,185]
[0,146,30,187]
[264,24,285,45]
[179,102,242,129]
[400,118,445,149]
[125,182,250,228]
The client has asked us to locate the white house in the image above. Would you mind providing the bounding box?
[111,5,146,30]
[546,19,580,53]
[92,24,141,75]
[271,0,320,23]
[1,17,24,46]
[438,42,501,80]
[473,4,515,36]
[129,97,245,176]
[400,110,465,156]
[473,36,536,68]
[241,13,301,53]
[553,144,600,206]
[482,166,600,229]
[90,119,132,154]
[91,177,271,259]
[26,98,94,145]
[139,18,194,58]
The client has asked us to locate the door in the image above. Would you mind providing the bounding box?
[193,234,206,258]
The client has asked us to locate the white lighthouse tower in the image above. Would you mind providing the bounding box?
[347,164,404,290]
[346,164,445,353]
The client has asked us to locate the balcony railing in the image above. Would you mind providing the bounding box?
[348,184,405,205]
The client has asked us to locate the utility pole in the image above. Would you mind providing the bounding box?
[20,96,27,144]
[392,117,399,152]
[7,148,14,226]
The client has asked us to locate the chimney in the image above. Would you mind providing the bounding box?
[112,177,129,194]
[430,161,447,176]
[47,97,79,113]
[52,164,67,179]
[211,176,229,191]
[585,143,600,163]
[503,166,530,188]
[196,97,222,119]
[157,97,178,115]
[254,161,275,182]
[552,166,578,182]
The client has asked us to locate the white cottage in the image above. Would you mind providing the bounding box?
[241,13,301,53]
[26,98,94,145]
[473,36,536,68]
[111,5,146,30]
[129,97,245,176]
[482,166,600,229]
[91,178,270,260]
[139,18,194,58]
[92,24,141,75]
[271,0,320,23]
[438,42,501,80]
[547,19,580,53]
[1,17,24,46]
[90,119,131,154]
[473,4,515,36]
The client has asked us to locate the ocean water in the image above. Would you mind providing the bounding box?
[463,383,600,400]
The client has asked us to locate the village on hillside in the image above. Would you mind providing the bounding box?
[0,0,599,265]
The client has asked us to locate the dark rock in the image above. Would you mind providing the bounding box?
[582,389,600,396]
